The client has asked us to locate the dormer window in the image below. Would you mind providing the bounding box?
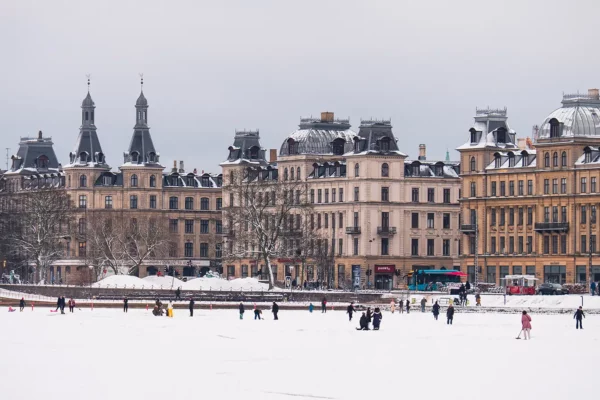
[171,176,178,186]
[332,138,345,155]
[287,139,298,156]
[249,146,259,159]
[186,176,195,187]
[131,152,139,163]
[508,153,515,167]
[494,154,502,168]
[37,155,49,169]
[103,175,112,186]
[201,176,210,187]
[379,137,390,152]
[522,153,529,167]
[550,118,560,138]
[585,148,592,163]
[435,164,443,176]
[148,152,155,162]
[469,128,480,144]
[354,140,361,153]
[412,162,420,176]
[79,152,88,163]
[97,153,104,163]
[496,128,507,144]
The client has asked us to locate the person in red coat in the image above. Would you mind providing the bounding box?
[521,311,532,340]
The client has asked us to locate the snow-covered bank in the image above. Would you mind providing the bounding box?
[91,275,269,291]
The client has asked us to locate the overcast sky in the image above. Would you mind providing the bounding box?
[2,0,599,173]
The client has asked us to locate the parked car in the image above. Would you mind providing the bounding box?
[537,283,569,295]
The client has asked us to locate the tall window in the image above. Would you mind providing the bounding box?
[353,238,359,256]
[527,180,533,195]
[443,213,450,229]
[185,220,194,234]
[509,208,515,226]
[581,177,587,193]
[325,189,329,203]
[149,195,157,209]
[381,163,389,177]
[184,243,193,257]
[354,187,359,202]
[200,220,209,234]
[185,197,194,210]
[130,195,138,209]
[411,239,419,256]
[490,208,496,225]
[491,182,497,196]
[79,175,87,188]
[543,179,549,194]
[200,243,209,258]
[552,152,558,167]
[443,188,450,204]
[427,188,435,202]
[427,213,434,229]
[131,174,138,187]
[561,206,567,222]
[79,195,87,208]
[561,151,567,167]
[339,188,344,202]
[297,167,301,180]
[105,196,113,209]
[169,196,179,209]
[381,187,389,202]
[470,182,476,197]
[592,177,597,193]
[149,175,156,187]
[78,218,86,234]
[552,179,558,194]
[518,180,523,196]
[411,213,419,228]
[216,198,222,210]
[332,188,336,202]
[412,188,419,203]
[201,198,209,210]
[443,239,450,256]
[169,219,178,233]
[78,242,86,257]
[581,206,587,223]
[544,152,550,167]
[561,178,567,194]
[527,207,533,225]
[310,189,315,203]
[470,157,476,172]
[427,239,434,256]
[500,181,506,196]
[354,163,359,177]
[509,181,515,196]
[381,238,389,256]
[518,207,524,225]
[284,168,288,181]
[215,243,222,258]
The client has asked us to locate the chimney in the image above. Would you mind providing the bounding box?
[193,168,197,174]
[172,160,177,173]
[38,130,43,139]
[589,88,599,100]
[269,149,277,163]
[321,112,334,122]
[517,138,527,150]
[179,161,184,173]
[418,144,426,161]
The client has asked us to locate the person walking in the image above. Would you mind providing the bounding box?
[372,307,383,330]
[175,287,182,301]
[309,303,314,313]
[574,306,585,329]
[432,301,440,320]
[356,313,369,330]
[406,299,410,314]
[390,300,396,314]
[465,281,471,292]
[254,308,262,320]
[68,298,75,313]
[189,298,195,317]
[398,299,404,314]
[19,297,25,312]
[321,297,327,313]
[475,293,481,306]
[167,301,174,318]
[272,302,279,320]
[123,297,129,313]
[366,307,373,328]
[591,281,597,296]
[446,304,455,325]
[347,302,356,321]
[420,298,426,313]
[60,296,66,314]
[239,302,245,320]
[521,310,532,340]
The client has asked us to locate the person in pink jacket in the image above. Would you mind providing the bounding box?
[521,310,532,340]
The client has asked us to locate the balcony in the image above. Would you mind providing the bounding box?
[534,222,569,233]
[460,224,477,234]
[377,226,397,235]
[346,227,361,235]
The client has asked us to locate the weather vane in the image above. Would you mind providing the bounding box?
[139,73,144,90]
[86,74,91,92]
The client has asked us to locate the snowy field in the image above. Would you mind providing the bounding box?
[1,309,595,400]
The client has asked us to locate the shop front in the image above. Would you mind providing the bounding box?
[374,265,395,290]
[543,265,566,284]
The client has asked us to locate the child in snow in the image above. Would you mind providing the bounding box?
[475,294,481,306]
[574,306,585,329]
[521,311,532,339]
[372,307,383,330]
[356,313,369,330]
[68,298,75,313]
[309,303,314,313]
[390,300,396,314]
[8,307,16,312]
[167,301,173,317]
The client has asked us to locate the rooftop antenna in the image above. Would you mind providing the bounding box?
[5,148,9,171]
[86,74,91,92]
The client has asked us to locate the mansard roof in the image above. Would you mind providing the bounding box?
[6,131,61,176]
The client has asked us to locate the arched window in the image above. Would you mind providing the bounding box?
[354,163,360,177]
[296,167,301,181]
[552,152,558,167]
[130,174,138,187]
[131,152,139,163]
[561,151,567,167]
[79,175,87,188]
[550,118,560,138]
[169,196,179,210]
[85,111,89,121]
[381,163,389,177]
[470,156,476,172]
[148,152,156,162]
[284,168,288,181]
[79,152,88,163]
[290,168,295,180]
[544,152,550,168]
[287,139,298,155]
[149,175,156,187]
[332,138,345,155]
[37,155,49,169]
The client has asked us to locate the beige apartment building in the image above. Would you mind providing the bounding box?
[458,89,600,285]
[0,87,222,284]
[222,113,462,289]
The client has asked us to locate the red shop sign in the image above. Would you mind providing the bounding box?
[375,265,395,274]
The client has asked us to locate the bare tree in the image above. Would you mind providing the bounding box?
[223,168,314,290]
[86,212,170,276]
[0,188,74,283]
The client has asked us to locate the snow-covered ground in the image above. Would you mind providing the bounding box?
[0,308,594,400]
[91,275,269,291]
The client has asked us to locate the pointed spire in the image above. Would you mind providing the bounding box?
[445,148,450,161]
[136,73,147,107]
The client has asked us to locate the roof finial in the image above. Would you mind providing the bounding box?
[139,73,144,92]
[445,148,450,162]
[86,74,91,93]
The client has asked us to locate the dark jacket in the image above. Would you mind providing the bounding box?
[123,298,129,305]
[465,282,471,291]
[19,299,25,307]
[432,303,440,315]
[574,309,585,320]
[358,314,368,330]
[347,305,355,314]
[272,303,279,313]
[189,299,195,309]
[239,303,245,313]
[366,309,372,322]
[447,306,455,318]
[373,311,382,324]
